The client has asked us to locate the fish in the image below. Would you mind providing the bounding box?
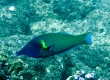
[15,32,92,58]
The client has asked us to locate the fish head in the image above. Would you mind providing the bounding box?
[15,41,42,58]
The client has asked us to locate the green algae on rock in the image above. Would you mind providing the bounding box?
[8,59,24,76]
[0,54,7,62]
[0,54,8,80]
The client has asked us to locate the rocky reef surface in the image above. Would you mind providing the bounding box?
[0,0,110,80]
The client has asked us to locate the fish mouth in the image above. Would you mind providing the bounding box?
[14,51,21,57]
[14,53,19,57]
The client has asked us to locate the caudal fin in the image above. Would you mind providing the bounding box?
[85,32,92,44]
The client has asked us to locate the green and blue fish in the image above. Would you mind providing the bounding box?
[15,32,92,58]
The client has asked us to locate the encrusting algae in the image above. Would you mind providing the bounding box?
[8,59,24,76]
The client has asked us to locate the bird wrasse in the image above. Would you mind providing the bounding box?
[15,32,92,58]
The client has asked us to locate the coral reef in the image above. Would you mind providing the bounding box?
[0,54,8,80]
[0,0,110,80]
[8,59,24,76]
[53,0,97,21]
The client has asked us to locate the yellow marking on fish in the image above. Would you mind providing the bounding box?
[40,40,48,49]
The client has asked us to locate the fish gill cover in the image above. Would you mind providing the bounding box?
[0,0,110,80]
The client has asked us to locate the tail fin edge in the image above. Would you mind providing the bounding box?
[85,32,92,44]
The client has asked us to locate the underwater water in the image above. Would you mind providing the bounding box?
[0,0,110,80]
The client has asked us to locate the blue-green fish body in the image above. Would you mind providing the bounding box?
[15,32,92,58]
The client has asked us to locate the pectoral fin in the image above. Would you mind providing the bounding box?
[43,45,52,51]
[40,40,54,52]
